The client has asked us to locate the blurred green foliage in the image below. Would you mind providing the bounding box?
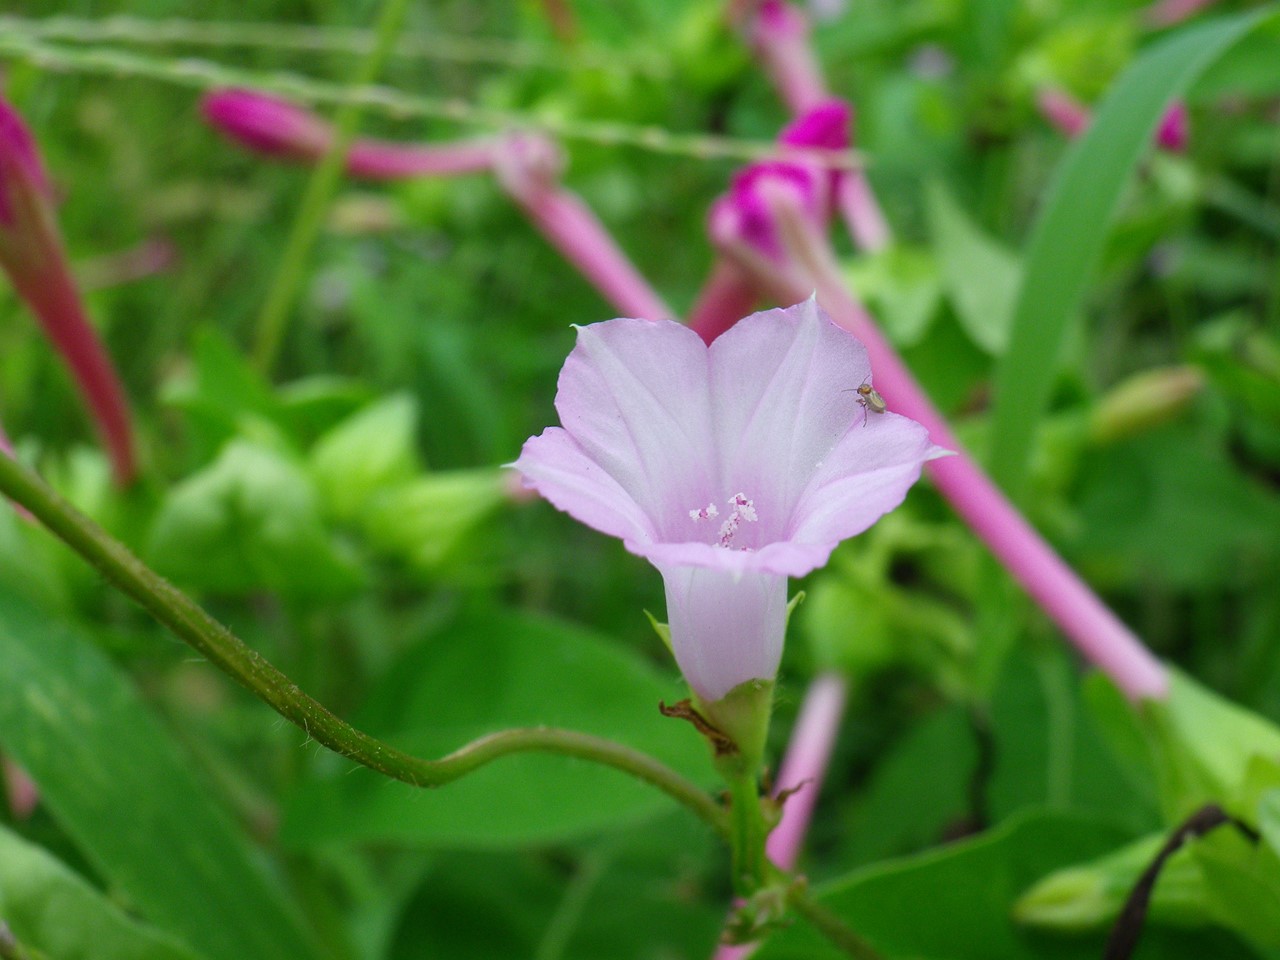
[1,0,1280,958]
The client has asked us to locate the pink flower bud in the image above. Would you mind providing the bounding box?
[0,96,136,484]
[710,160,829,262]
[1156,102,1189,152]
[0,100,52,229]
[1036,88,1091,139]
[201,89,334,163]
[779,99,852,152]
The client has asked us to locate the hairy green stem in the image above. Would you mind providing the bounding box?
[0,451,725,836]
[251,0,412,373]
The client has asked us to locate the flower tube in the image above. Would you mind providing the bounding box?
[0,97,136,484]
[201,89,499,178]
[514,299,943,713]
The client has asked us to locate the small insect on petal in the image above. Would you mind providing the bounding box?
[844,382,886,426]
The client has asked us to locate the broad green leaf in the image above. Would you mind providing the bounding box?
[0,588,325,960]
[0,824,201,960]
[282,608,715,847]
[753,811,1256,959]
[989,9,1273,499]
[309,394,421,522]
[148,440,365,598]
[387,814,721,960]
[925,181,1020,354]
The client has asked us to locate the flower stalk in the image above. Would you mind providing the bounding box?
[713,672,848,960]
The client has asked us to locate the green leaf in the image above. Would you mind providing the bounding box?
[1155,670,1280,820]
[925,181,1020,354]
[309,394,421,522]
[148,440,365,598]
[1087,670,1280,825]
[282,608,715,848]
[0,824,202,960]
[844,244,942,348]
[989,9,1274,499]
[1072,428,1280,591]
[1261,790,1280,859]
[387,814,722,960]
[754,811,1256,959]
[0,589,325,960]
[162,328,287,460]
[1014,832,1212,932]
[1194,826,1280,949]
[359,469,509,573]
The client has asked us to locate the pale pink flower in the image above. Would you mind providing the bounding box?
[514,299,942,701]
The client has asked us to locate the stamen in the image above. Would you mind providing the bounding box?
[716,492,758,548]
[689,502,719,522]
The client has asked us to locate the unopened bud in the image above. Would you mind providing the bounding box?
[1089,365,1204,443]
[0,98,56,271]
[201,89,334,163]
[1015,833,1210,930]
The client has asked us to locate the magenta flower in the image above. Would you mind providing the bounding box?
[710,160,829,265]
[515,299,943,702]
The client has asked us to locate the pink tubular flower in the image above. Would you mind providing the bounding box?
[201,89,498,179]
[201,89,332,162]
[0,97,136,484]
[514,299,944,702]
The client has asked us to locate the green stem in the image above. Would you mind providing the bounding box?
[251,0,412,374]
[727,770,767,896]
[787,888,884,960]
[0,451,726,838]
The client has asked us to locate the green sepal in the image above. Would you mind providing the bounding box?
[644,609,673,656]
[785,590,805,625]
